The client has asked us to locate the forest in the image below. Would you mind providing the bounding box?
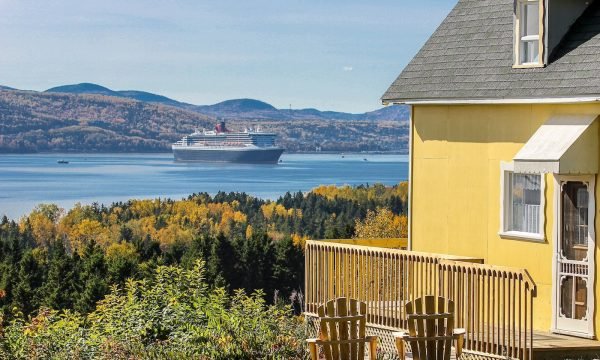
[0,182,407,359]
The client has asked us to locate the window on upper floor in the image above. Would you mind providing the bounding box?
[514,0,544,67]
[500,162,545,241]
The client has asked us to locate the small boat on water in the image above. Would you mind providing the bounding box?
[57,160,69,164]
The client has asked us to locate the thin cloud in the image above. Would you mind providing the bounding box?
[343,66,353,72]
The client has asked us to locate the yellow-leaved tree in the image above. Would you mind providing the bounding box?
[21,204,63,247]
[68,218,111,254]
[353,208,407,239]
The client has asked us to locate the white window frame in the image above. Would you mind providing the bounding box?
[499,161,546,241]
[514,0,545,68]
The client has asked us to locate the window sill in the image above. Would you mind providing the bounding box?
[499,231,545,242]
[512,63,545,69]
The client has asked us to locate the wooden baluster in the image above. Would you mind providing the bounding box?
[315,245,319,311]
[305,244,310,313]
[475,268,480,353]
[377,250,382,326]
[335,247,340,298]
[502,272,506,358]
[396,253,399,328]
[468,267,473,350]
[517,278,525,359]
[510,273,515,358]
[486,269,491,355]
[351,249,356,300]
[368,250,374,324]
[384,252,389,327]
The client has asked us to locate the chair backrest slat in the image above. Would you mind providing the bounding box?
[359,300,367,359]
[327,301,340,358]
[442,297,454,360]
[425,296,436,357]
[349,298,358,360]
[337,297,350,359]
[318,304,333,359]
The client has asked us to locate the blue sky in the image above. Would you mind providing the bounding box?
[0,0,453,113]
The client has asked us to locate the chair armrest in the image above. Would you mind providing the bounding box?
[306,338,319,360]
[453,328,465,357]
[366,336,378,360]
[392,331,409,339]
[453,328,466,336]
[392,332,408,360]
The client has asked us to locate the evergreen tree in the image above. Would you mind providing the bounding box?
[272,236,304,300]
[0,222,22,313]
[11,249,45,316]
[206,233,235,289]
[42,241,76,310]
[74,242,108,314]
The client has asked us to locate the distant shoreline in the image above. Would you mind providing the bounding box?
[0,150,409,156]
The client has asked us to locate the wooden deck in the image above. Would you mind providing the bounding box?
[532,331,600,359]
[411,332,600,359]
[391,330,600,359]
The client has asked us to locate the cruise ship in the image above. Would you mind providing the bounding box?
[172,122,284,163]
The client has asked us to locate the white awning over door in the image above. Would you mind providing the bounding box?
[513,114,598,174]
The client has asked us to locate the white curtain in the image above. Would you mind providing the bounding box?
[510,173,541,233]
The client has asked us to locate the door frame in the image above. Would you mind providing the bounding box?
[551,174,596,338]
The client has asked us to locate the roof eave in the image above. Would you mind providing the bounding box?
[381,96,600,106]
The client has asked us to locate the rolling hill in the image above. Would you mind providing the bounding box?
[45,83,188,108]
[0,84,409,153]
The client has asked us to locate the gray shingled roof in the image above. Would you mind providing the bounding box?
[382,0,600,103]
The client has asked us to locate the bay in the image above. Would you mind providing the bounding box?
[0,153,408,220]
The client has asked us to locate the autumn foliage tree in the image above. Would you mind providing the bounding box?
[353,207,408,239]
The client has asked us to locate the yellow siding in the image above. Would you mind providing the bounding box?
[410,103,600,333]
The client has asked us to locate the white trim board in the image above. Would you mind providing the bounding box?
[383,97,600,106]
[498,161,546,242]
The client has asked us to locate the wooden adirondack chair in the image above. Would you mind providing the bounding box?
[393,295,465,360]
[307,297,378,360]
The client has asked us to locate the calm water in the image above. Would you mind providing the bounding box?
[0,153,408,219]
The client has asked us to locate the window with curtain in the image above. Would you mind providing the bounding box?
[506,172,542,234]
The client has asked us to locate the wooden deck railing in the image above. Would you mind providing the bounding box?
[317,237,408,249]
[304,240,537,360]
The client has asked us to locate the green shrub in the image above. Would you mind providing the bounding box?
[0,260,306,359]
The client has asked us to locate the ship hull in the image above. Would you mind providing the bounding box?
[172,147,284,164]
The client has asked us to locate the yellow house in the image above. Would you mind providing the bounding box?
[382,0,600,342]
[304,0,600,358]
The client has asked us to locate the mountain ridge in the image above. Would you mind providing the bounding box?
[38,82,408,121]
